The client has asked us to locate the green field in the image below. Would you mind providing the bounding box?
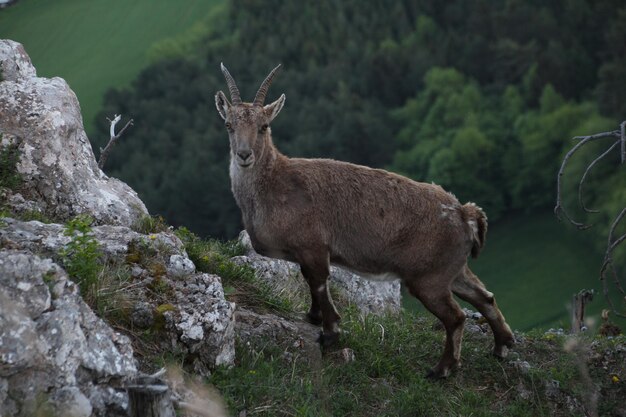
[404,211,622,331]
[0,0,222,136]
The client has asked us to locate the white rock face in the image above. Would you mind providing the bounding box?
[0,39,147,226]
[166,273,236,373]
[0,218,236,377]
[235,231,402,316]
[0,250,137,417]
[0,39,236,414]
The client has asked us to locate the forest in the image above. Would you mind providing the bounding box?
[94,0,625,258]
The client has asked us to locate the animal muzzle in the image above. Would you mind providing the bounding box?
[236,149,254,167]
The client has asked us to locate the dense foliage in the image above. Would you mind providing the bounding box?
[95,0,625,241]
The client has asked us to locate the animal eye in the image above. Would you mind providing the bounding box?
[225,122,232,130]
[259,124,268,133]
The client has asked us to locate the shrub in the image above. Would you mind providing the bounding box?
[0,139,21,190]
[60,214,101,304]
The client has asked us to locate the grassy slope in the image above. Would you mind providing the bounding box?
[404,210,620,332]
[179,233,624,417]
[209,310,625,417]
[0,0,222,136]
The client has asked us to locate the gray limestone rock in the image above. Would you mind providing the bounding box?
[0,250,137,417]
[0,39,147,227]
[235,308,322,366]
[235,230,401,316]
[0,40,36,81]
[163,273,236,375]
[0,218,236,377]
[167,253,196,279]
[0,40,237,415]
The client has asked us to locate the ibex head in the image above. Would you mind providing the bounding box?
[215,63,286,168]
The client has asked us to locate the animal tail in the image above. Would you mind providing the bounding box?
[461,202,488,258]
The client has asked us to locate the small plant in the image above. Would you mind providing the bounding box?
[131,213,169,234]
[94,262,135,323]
[175,227,294,313]
[0,139,22,190]
[60,214,101,304]
[18,209,52,223]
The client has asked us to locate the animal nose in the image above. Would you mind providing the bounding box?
[237,150,252,161]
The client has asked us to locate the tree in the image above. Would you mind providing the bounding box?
[555,121,626,317]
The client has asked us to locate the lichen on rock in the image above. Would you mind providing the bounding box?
[0,39,148,227]
[0,250,137,417]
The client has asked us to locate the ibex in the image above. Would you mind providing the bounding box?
[215,64,514,378]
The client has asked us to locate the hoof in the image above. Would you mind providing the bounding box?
[305,312,323,326]
[493,344,509,359]
[505,336,516,348]
[425,368,449,380]
[493,336,515,359]
[317,331,340,348]
[425,361,459,380]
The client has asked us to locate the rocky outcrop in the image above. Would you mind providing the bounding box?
[0,250,136,417]
[0,218,236,378]
[0,39,238,416]
[235,308,322,365]
[235,231,402,316]
[0,39,147,227]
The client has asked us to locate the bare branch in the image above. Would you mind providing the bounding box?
[98,114,134,170]
[619,120,626,164]
[557,122,626,318]
[109,114,121,138]
[578,139,621,213]
[554,129,620,228]
[600,263,626,318]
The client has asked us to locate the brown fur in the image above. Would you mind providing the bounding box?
[215,65,514,378]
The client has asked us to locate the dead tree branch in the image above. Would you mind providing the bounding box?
[98,114,133,170]
[554,128,621,228]
[555,121,626,318]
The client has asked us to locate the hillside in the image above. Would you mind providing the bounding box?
[0,0,223,135]
[1,40,625,416]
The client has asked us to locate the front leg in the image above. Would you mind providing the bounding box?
[299,255,341,347]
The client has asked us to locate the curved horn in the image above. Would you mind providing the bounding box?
[220,63,242,105]
[253,64,282,106]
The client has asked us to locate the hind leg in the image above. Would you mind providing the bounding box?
[298,251,341,347]
[406,276,466,379]
[452,265,514,358]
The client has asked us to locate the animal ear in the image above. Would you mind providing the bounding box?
[215,91,231,120]
[264,94,286,122]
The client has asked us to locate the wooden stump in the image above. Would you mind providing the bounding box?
[570,289,594,334]
[128,376,175,417]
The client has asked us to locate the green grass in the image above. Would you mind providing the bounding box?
[403,210,623,331]
[175,227,298,314]
[209,307,625,417]
[0,139,21,190]
[0,0,223,136]
[131,213,169,235]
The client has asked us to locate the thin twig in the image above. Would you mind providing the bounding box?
[578,139,621,213]
[98,114,134,170]
[619,120,626,164]
[554,129,619,228]
[600,263,626,318]
[606,207,626,259]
